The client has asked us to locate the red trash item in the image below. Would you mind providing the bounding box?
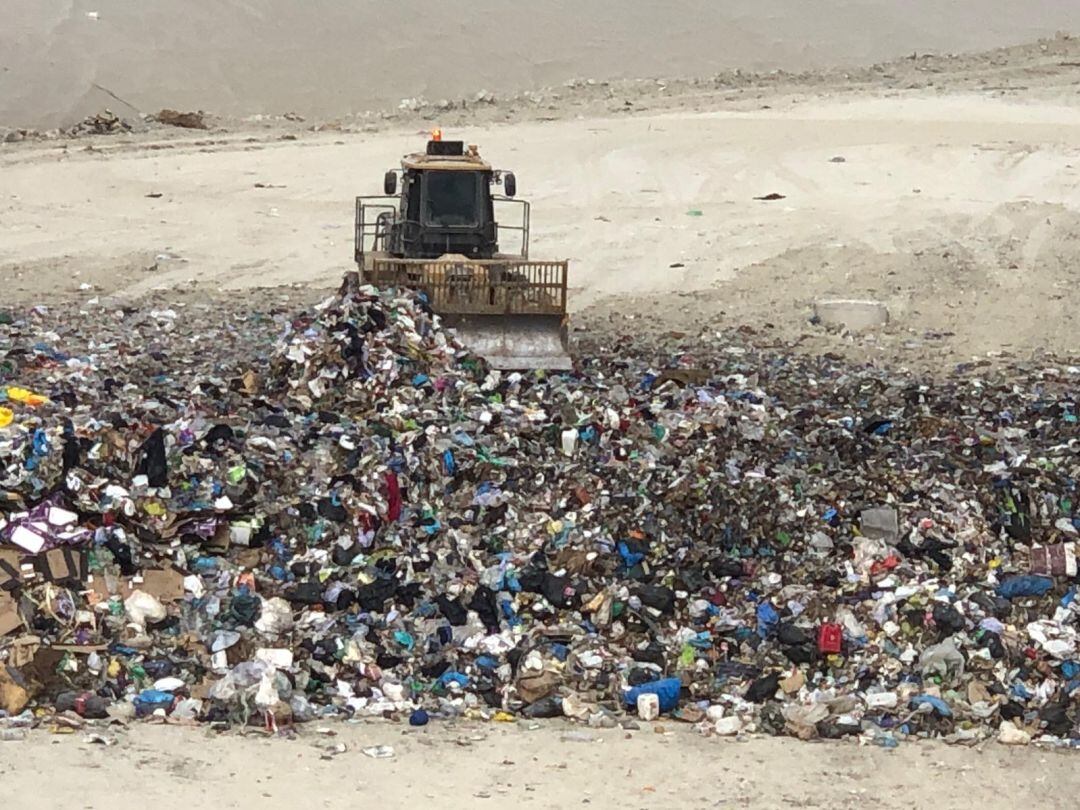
[869,554,901,578]
[385,471,402,522]
[818,623,843,654]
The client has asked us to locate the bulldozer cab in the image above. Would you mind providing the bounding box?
[357,138,527,262]
[390,157,494,258]
[354,137,570,371]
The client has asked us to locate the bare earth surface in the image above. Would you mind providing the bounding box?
[3,33,1080,810]
[5,722,1078,810]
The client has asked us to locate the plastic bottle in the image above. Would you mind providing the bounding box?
[560,429,578,457]
[0,729,27,742]
[636,692,660,721]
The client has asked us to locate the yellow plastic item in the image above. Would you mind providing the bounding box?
[6,387,48,407]
[492,711,516,723]
[0,407,12,428]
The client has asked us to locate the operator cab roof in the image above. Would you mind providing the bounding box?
[401,140,492,172]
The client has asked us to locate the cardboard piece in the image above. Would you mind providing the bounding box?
[0,549,27,592]
[9,524,46,554]
[0,594,23,637]
[1031,542,1077,577]
[34,547,88,586]
[88,568,186,603]
[0,666,30,714]
[8,635,41,668]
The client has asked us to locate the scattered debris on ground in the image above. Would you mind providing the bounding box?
[155,109,208,130]
[68,109,132,137]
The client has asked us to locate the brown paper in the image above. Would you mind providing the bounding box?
[8,635,41,668]
[1031,542,1077,577]
[0,549,30,592]
[88,568,186,602]
[0,594,23,637]
[35,547,88,585]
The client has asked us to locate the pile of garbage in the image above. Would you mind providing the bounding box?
[68,110,132,137]
[0,285,1078,748]
[154,109,208,130]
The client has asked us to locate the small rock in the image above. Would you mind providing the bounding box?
[715,716,744,736]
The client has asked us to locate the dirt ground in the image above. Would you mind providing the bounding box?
[4,721,1078,810]
[3,31,1080,810]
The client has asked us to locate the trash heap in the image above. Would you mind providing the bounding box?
[68,110,132,137]
[0,286,1079,747]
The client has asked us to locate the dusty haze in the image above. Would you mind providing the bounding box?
[4,0,1080,128]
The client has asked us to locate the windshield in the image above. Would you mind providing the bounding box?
[422,171,480,227]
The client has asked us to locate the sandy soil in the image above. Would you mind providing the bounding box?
[1,721,1076,810]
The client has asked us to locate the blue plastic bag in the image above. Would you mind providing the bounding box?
[134,689,175,717]
[996,576,1054,600]
[617,541,645,569]
[623,677,682,713]
[910,694,952,717]
[438,671,470,689]
[756,601,779,639]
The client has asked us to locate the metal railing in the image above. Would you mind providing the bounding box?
[493,196,530,259]
[354,195,398,262]
[355,196,531,263]
[369,258,568,316]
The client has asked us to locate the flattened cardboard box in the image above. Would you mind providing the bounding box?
[0,548,32,593]
[34,547,88,586]
[1031,542,1077,577]
[88,568,186,602]
[0,593,24,637]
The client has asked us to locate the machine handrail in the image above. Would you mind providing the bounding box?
[355,195,531,262]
